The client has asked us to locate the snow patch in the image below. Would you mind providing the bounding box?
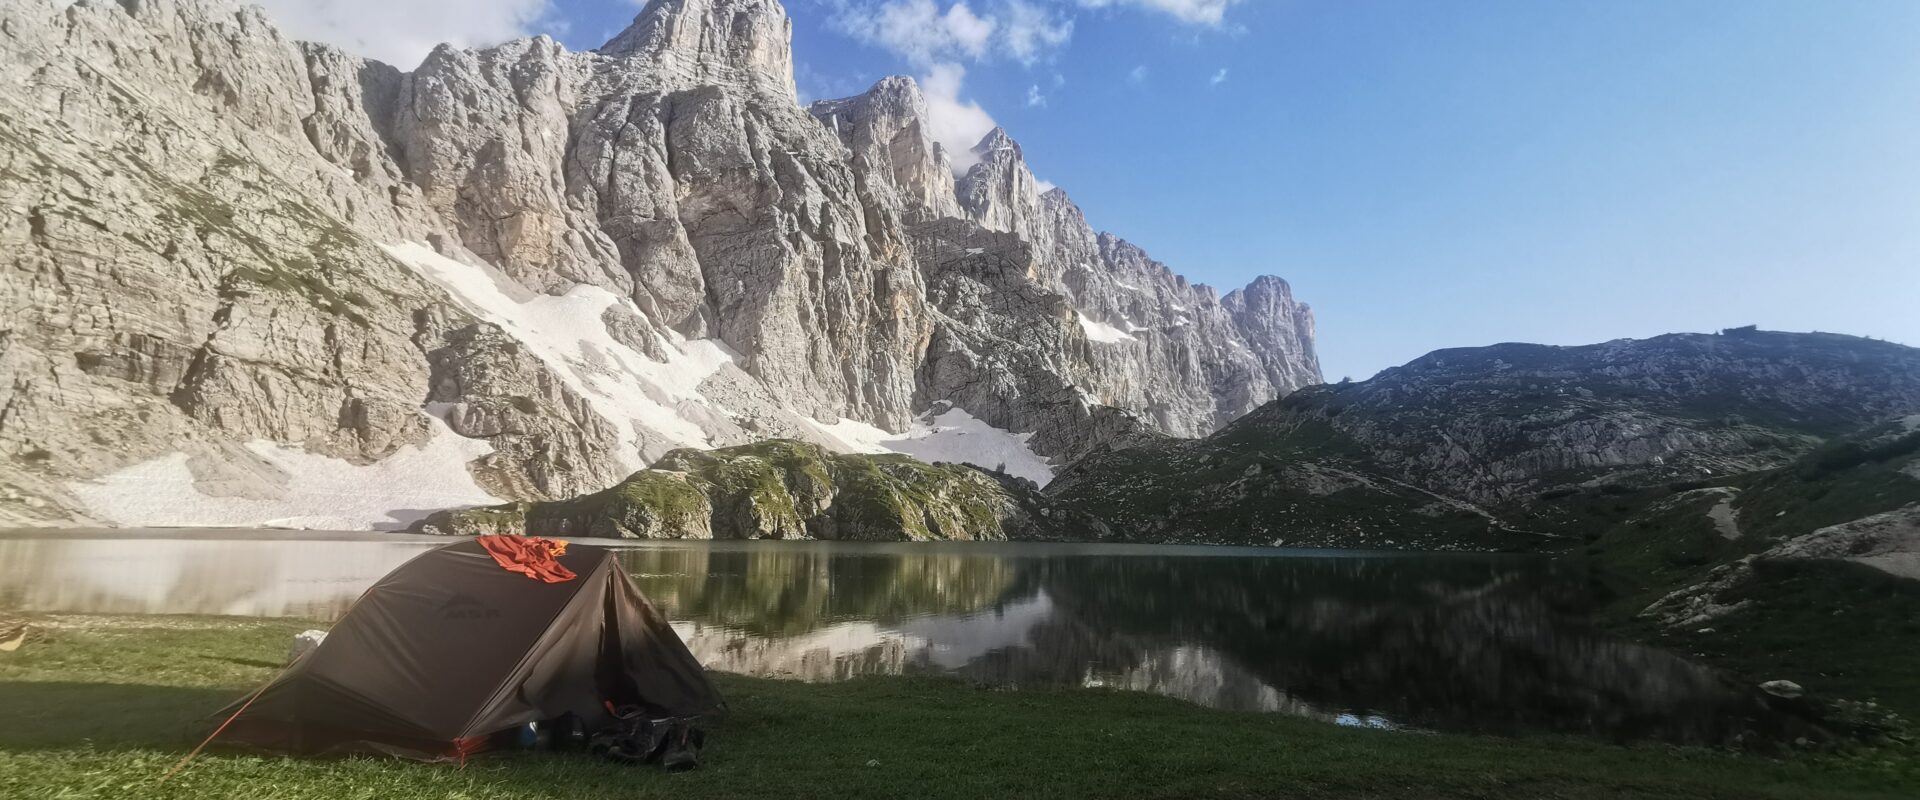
[1077,314,1135,344]
[67,414,497,530]
[384,241,737,471]
[808,407,1054,485]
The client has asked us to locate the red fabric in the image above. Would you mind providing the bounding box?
[476,536,576,583]
[452,735,490,767]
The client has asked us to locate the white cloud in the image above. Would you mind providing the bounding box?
[250,0,553,68]
[922,63,1000,174]
[1026,84,1047,107]
[1209,67,1228,87]
[836,0,998,65]
[1002,1,1074,64]
[835,0,1073,67]
[1077,0,1241,26]
[1128,64,1149,84]
[1035,177,1058,194]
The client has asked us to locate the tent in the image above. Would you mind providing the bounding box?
[208,538,721,761]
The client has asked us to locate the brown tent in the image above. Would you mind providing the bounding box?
[210,539,721,761]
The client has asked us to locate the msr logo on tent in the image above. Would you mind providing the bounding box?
[439,594,502,620]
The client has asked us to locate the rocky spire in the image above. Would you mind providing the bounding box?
[973,126,1021,158]
[600,0,796,99]
[1223,276,1323,390]
[808,76,962,222]
[958,127,1044,242]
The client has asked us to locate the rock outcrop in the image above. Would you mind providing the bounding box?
[418,439,1107,541]
[0,0,1318,527]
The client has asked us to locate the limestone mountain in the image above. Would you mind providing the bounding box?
[1047,329,1920,549]
[0,0,1317,528]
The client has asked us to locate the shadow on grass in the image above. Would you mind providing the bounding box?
[0,681,239,751]
[198,655,282,671]
[2,675,1914,800]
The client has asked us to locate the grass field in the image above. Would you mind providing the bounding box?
[1,615,1916,800]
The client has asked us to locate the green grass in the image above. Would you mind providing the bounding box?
[1579,489,1754,621]
[2,616,1916,799]
[1559,433,1920,732]
[1048,428,1518,552]
[1733,431,1920,544]
[1625,559,1920,720]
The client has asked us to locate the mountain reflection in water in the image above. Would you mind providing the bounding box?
[624,547,1762,742]
[0,535,1771,743]
[0,534,436,619]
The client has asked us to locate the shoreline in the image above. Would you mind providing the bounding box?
[2,614,1915,799]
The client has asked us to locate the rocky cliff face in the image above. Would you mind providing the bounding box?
[0,0,1318,528]
[1049,330,1920,549]
[808,95,1321,438]
[814,83,1324,437]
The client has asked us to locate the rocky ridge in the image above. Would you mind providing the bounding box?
[1048,330,1920,549]
[0,0,1318,527]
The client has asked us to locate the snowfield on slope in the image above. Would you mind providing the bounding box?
[810,407,1056,486]
[1077,314,1135,344]
[67,413,498,530]
[384,241,738,473]
[65,246,1057,528]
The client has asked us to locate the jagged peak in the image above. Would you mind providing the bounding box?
[603,0,784,50]
[598,0,795,96]
[1233,275,1295,298]
[972,126,1021,158]
[1037,186,1076,214]
[809,75,928,120]
[866,74,923,102]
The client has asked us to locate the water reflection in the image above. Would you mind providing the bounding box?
[625,546,1766,742]
[0,534,435,618]
[623,548,1021,636]
[0,535,1773,743]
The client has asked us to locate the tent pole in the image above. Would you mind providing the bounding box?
[160,678,274,783]
[162,587,379,782]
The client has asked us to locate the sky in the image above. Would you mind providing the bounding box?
[254,0,1920,382]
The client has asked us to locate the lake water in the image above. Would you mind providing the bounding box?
[0,530,1769,743]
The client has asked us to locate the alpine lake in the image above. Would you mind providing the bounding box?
[0,529,1790,747]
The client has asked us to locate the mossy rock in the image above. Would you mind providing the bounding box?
[556,470,714,539]
[420,439,1076,542]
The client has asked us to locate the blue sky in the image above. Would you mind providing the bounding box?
[262,0,1920,381]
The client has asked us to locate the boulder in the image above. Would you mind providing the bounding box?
[288,629,329,664]
[1759,680,1805,700]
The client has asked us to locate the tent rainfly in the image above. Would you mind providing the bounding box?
[207,538,721,761]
